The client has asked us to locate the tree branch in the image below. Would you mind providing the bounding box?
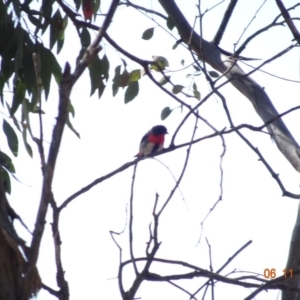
[275,0,300,43]
[212,0,238,45]
[158,0,300,173]
[24,1,121,296]
[121,0,167,20]
[23,63,72,299]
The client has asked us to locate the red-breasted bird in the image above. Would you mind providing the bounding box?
[135,125,168,158]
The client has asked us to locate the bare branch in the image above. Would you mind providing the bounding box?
[212,0,238,45]
[158,0,300,172]
[121,0,167,20]
[240,60,300,83]
[235,18,299,56]
[233,0,267,52]
[60,103,300,213]
[23,63,72,298]
[49,196,69,299]
[192,240,253,297]
[42,283,60,297]
[275,0,300,43]
[157,114,198,216]
[24,0,121,294]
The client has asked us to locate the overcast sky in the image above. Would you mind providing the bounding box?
[2,0,300,299]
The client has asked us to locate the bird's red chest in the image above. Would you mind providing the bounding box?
[148,134,165,145]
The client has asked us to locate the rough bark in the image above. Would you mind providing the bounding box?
[0,228,22,300]
[283,203,300,300]
[0,170,41,300]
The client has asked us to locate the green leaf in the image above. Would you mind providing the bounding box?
[167,15,175,30]
[181,59,185,66]
[22,99,33,136]
[0,151,15,173]
[142,27,154,40]
[161,106,172,120]
[88,55,106,98]
[28,14,43,30]
[128,69,141,83]
[112,65,121,96]
[125,82,139,103]
[66,116,80,138]
[22,128,33,157]
[1,168,11,194]
[50,9,63,50]
[76,48,85,66]
[12,0,21,18]
[1,59,14,81]
[38,44,62,85]
[81,27,91,48]
[208,70,219,78]
[42,0,54,19]
[11,81,26,115]
[15,26,24,74]
[193,90,201,100]
[89,56,101,96]
[6,102,21,132]
[172,43,178,50]
[66,102,80,138]
[159,75,170,86]
[93,0,101,20]
[101,54,110,81]
[151,56,169,71]
[0,24,17,61]
[0,76,4,104]
[22,52,37,96]
[172,84,184,94]
[112,83,119,97]
[114,65,121,76]
[193,82,197,91]
[68,100,75,117]
[39,51,52,99]
[120,70,130,87]
[57,36,64,55]
[193,64,200,72]
[113,67,129,88]
[3,119,18,156]
[73,0,81,11]
[57,16,67,54]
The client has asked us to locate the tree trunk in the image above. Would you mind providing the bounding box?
[0,228,22,300]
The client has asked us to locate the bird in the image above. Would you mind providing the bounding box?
[135,125,168,158]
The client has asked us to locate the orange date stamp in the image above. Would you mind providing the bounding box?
[263,268,293,278]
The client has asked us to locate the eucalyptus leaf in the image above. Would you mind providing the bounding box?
[142,27,154,40]
[3,119,18,156]
[161,106,172,120]
[125,82,139,103]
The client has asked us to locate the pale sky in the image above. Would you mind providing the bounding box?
[2,0,300,299]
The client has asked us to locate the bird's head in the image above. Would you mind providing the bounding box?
[152,125,168,136]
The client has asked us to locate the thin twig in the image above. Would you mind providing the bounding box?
[157,113,198,216]
[121,0,167,20]
[23,63,72,298]
[233,0,267,52]
[192,240,253,298]
[129,163,138,275]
